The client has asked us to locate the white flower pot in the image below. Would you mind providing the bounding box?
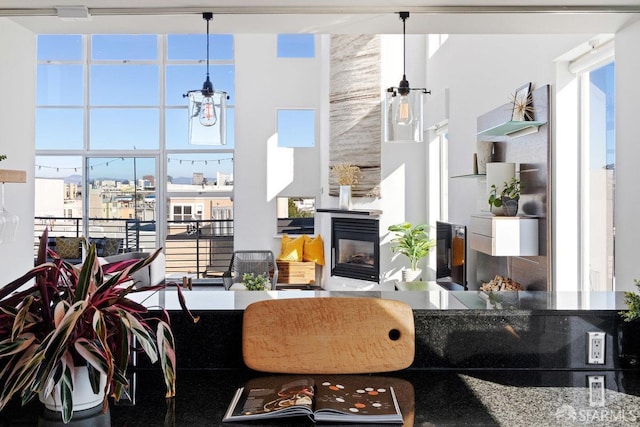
[401,268,422,282]
[39,366,107,413]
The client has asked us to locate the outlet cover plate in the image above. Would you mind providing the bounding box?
[587,331,606,365]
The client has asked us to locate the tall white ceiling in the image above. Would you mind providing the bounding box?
[2,1,639,35]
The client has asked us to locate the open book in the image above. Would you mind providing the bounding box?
[223,376,403,424]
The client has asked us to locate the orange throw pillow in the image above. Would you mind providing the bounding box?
[277,234,305,261]
[303,234,325,266]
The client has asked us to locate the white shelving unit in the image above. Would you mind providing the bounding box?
[469,215,538,257]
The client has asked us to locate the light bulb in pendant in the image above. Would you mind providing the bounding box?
[199,96,217,126]
[395,94,413,125]
[394,75,413,126]
[199,76,217,127]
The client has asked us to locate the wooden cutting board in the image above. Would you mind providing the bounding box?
[242,297,415,374]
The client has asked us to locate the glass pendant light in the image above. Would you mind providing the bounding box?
[384,11,430,143]
[184,12,228,145]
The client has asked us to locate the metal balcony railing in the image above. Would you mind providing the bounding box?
[34,216,234,279]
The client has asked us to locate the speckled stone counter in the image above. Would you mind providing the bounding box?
[3,289,640,426]
[2,369,640,426]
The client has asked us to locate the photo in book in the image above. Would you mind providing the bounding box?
[223,375,403,424]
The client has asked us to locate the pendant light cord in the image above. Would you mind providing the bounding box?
[402,13,406,78]
[205,14,210,79]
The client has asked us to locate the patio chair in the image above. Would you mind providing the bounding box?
[222,250,278,290]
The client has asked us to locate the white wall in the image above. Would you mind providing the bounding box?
[0,19,36,286]
[614,20,640,292]
[426,34,589,289]
[234,34,322,253]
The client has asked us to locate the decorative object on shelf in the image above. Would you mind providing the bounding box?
[486,162,515,215]
[331,162,361,210]
[338,185,352,210]
[183,12,228,145]
[510,82,534,121]
[488,177,521,217]
[0,229,198,424]
[0,181,19,244]
[388,222,435,282]
[476,141,494,174]
[384,11,430,143]
[241,272,269,291]
[0,166,25,245]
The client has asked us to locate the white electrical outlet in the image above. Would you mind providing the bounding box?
[588,375,605,407]
[587,332,606,364]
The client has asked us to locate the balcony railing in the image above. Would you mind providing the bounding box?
[34,216,234,279]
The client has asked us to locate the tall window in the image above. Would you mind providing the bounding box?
[35,34,235,276]
[581,62,615,291]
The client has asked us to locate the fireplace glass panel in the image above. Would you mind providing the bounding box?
[338,239,375,268]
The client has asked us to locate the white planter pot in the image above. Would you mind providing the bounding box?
[39,366,107,413]
[401,268,422,282]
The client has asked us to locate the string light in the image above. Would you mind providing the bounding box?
[35,156,234,172]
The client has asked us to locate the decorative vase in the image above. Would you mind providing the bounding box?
[476,141,494,174]
[338,185,352,210]
[401,268,422,282]
[39,366,107,413]
[502,197,519,216]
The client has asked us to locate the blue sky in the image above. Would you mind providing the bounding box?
[35,33,314,180]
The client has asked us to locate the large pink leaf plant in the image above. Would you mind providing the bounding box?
[0,229,197,423]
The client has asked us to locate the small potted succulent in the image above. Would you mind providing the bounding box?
[241,272,270,291]
[0,229,197,423]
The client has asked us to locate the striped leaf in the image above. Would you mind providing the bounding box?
[157,321,177,398]
[0,333,36,357]
[120,311,158,364]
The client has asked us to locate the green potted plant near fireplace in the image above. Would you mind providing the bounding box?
[388,222,436,282]
[0,230,197,423]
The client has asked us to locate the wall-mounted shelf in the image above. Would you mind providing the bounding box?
[0,169,26,183]
[469,215,538,256]
[317,208,382,216]
[451,173,486,179]
[477,120,546,138]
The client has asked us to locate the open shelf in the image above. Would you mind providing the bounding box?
[477,120,546,138]
[451,173,486,179]
[0,169,26,183]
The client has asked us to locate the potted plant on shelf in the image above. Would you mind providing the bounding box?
[387,222,436,282]
[330,162,362,210]
[0,229,197,424]
[488,177,521,216]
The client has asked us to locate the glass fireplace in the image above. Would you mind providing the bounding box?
[331,217,379,282]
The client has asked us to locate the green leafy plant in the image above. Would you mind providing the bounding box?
[488,177,521,208]
[241,272,269,291]
[620,279,640,322]
[0,154,6,162]
[387,222,436,271]
[0,229,197,423]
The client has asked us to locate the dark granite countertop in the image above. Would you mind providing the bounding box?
[2,369,640,426]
